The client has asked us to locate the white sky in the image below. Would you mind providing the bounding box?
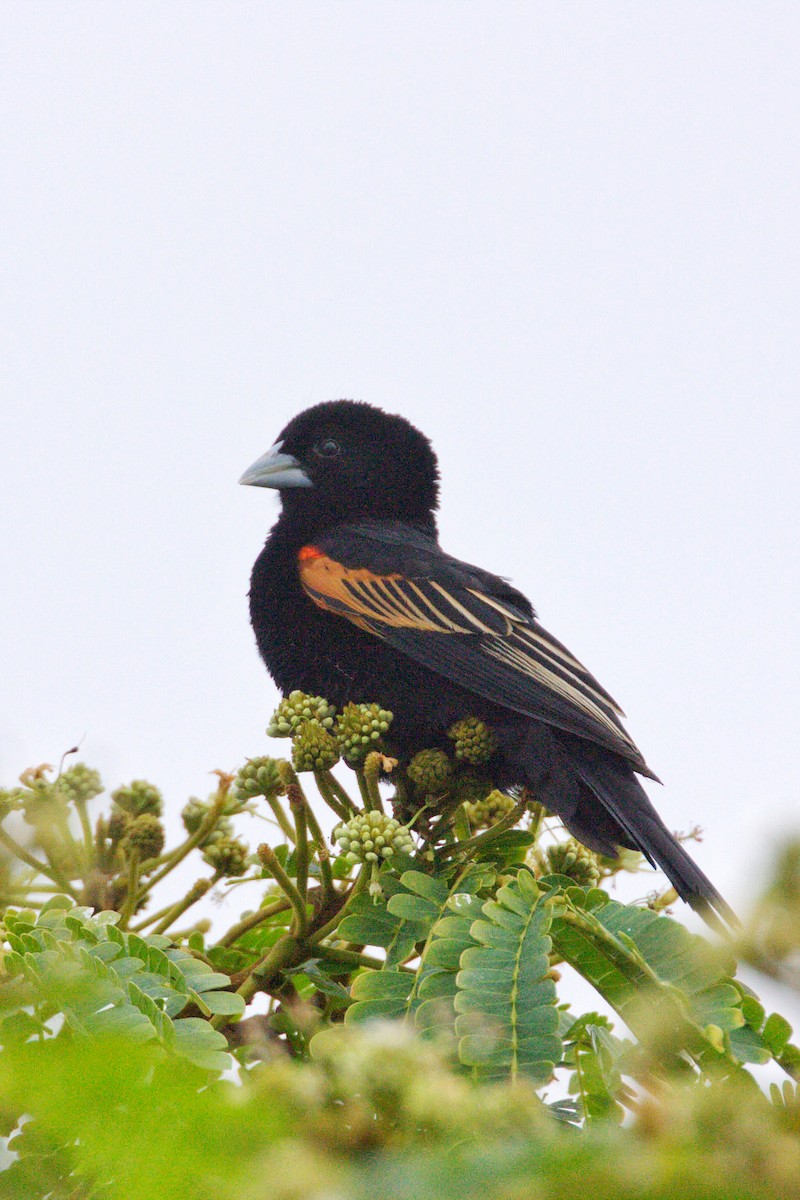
[2,4,799,948]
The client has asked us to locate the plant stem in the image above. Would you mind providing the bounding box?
[73,798,95,860]
[150,878,213,936]
[0,828,78,897]
[257,844,309,937]
[528,799,546,845]
[317,946,384,970]
[310,870,367,944]
[117,850,140,928]
[302,801,335,900]
[134,792,227,900]
[265,794,297,844]
[440,793,529,860]
[361,753,385,813]
[354,767,376,811]
[287,784,309,903]
[215,897,292,947]
[214,932,303,1021]
[313,770,352,821]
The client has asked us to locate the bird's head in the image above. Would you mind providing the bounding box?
[240,399,440,532]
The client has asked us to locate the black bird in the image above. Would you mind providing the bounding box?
[241,399,734,930]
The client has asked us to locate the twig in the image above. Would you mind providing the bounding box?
[0,828,78,898]
[150,878,213,936]
[257,844,309,937]
[215,897,292,947]
[313,770,352,821]
[287,784,309,902]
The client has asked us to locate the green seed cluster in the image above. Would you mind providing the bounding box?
[0,788,25,820]
[335,703,393,764]
[332,811,414,864]
[203,834,250,877]
[232,756,286,802]
[447,717,498,765]
[55,764,103,805]
[407,749,452,794]
[464,790,518,830]
[267,691,337,738]
[111,780,163,818]
[546,839,602,888]
[181,797,232,844]
[123,813,166,862]
[292,723,341,773]
[107,809,130,845]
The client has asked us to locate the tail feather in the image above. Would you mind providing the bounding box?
[570,756,738,933]
[515,723,737,933]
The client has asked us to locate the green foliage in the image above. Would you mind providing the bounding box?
[1,899,237,1069]
[1,701,799,1197]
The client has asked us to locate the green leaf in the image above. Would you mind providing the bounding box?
[171,1019,232,1072]
[549,893,752,1069]
[454,878,561,1083]
[0,902,237,1071]
[347,970,416,1023]
[386,893,441,923]
[763,1013,793,1056]
[194,991,246,1018]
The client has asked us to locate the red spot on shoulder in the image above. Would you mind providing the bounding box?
[298,544,324,562]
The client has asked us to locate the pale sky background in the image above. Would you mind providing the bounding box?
[2,0,799,979]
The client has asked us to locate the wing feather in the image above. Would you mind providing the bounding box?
[297,535,650,772]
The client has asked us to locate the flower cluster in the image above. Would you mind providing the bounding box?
[332,811,414,865]
[464,789,517,830]
[111,780,163,818]
[335,702,393,764]
[291,723,340,773]
[407,749,452,794]
[447,716,498,765]
[546,838,602,888]
[55,764,103,805]
[202,834,250,877]
[232,756,285,801]
[267,691,336,737]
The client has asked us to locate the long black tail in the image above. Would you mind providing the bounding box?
[518,725,738,934]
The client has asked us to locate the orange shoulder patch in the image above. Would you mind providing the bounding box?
[297,552,460,634]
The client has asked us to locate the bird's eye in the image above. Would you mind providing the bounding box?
[313,438,341,459]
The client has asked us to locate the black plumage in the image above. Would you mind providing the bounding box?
[241,399,734,930]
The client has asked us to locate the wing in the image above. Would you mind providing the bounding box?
[297,521,654,775]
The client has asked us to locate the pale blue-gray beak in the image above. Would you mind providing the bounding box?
[239,441,313,489]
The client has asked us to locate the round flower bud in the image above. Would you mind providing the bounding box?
[447,717,498,765]
[181,798,232,844]
[0,788,25,820]
[55,764,103,805]
[107,809,130,845]
[546,839,601,888]
[232,756,286,802]
[267,691,336,738]
[335,703,393,764]
[124,814,166,862]
[111,780,163,818]
[407,749,452,795]
[203,835,250,877]
[464,789,518,830]
[291,723,340,773]
[331,810,414,865]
